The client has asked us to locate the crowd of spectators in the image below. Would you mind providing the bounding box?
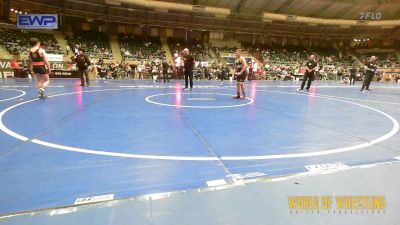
[355,52,398,68]
[0,29,62,55]
[93,58,175,81]
[208,44,397,82]
[66,32,113,59]
[1,30,398,83]
[119,34,166,61]
[168,38,212,62]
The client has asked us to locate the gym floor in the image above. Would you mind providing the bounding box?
[0,79,399,221]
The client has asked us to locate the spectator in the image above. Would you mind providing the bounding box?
[65,45,70,55]
[10,58,21,78]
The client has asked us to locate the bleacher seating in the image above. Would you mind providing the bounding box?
[66,32,113,59]
[0,26,397,82]
[168,38,212,62]
[355,52,398,68]
[260,46,309,66]
[119,34,165,61]
[0,28,62,55]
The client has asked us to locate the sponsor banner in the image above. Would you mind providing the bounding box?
[52,69,80,78]
[305,163,349,172]
[380,68,400,73]
[380,68,400,81]
[0,59,15,78]
[47,54,64,62]
[0,59,78,78]
[74,194,114,205]
[17,14,58,29]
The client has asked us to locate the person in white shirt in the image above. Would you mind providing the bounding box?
[137,63,143,79]
[152,65,158,83]
[174,53,183,79]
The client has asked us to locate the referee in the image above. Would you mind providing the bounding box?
[360,56,378,92]
[298,55,318,91]
[75,48,91,86]
[182,48,195,90]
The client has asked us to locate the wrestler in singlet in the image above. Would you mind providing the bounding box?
[29,38,51,99]
[29,48,48,75]
[233,49,247,99]
[234,57,247,82]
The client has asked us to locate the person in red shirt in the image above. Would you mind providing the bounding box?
[10,58,20,78]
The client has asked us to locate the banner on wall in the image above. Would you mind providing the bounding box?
[380,68,400,81]
[0,59,78,78]
[46,54,64,62]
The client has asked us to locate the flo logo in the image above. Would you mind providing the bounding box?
[359,12,382,20]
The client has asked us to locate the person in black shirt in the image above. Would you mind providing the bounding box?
[182,48,195,90]
[360,56,378,92]
[75,48,91,86]
[349,66,357,85]
[108,63,117,79]
[162,59,170,83]
[97,58,104,66]
[298,55,318,91]
[128,64,135,79]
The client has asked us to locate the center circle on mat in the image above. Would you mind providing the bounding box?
[0,88,398,161]
[145,93,254,108]
[0,89,26,102]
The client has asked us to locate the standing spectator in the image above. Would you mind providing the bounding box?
[162,59,170,83]
[108,63,117,79]
[10,58,20,78]
[97,58,104,66]
[21,57,31,78]
[125,64,131,79]
[337,66,343,80]
[174,53,183,79]
[248,62,253,80]
[137,63,143,79]
[90,63,98,78]
[151,64,158,84]
[129,64,136,79]
[99,65,107,79]
[349,66,357,85]
[65,45,70,55]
